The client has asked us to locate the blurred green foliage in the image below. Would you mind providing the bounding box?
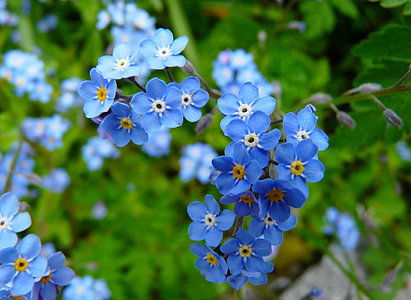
[0,0,410,299]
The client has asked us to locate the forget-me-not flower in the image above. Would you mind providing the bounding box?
[190,244,228,284]
[220,191,259,217]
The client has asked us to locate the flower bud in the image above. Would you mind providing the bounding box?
[383,109,403,129]
[182,60,196,75]
[337,111,356,129]
[307,92,332,104]
[195,113,214,134]
[359,83,382,93]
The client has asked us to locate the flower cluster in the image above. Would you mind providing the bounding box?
[22,115,70,151]
[0,50,53,103]
[212,49,273,97]
[41,168,70,194]
[82,136,120,171]
[57,77,84,113]
[63,276,111,300]
[179,143,217,184]
[0,0,18,26]
[79,28,203,150]
[0,143,34,198]
[142,127,172,158]
[323,207,360,251]
[188,81,328,290]
[0,192,75,299]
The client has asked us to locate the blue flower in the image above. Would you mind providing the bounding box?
[78,68,117,118]
[252,179,306,223]
[249,206,297,245]
[0,234,48,296]
[217,82,276,133]
[187,195,235,247]
[226,111,281,167]
[227,261,274,290]
[169,76,209,122]
[0,289,31,299]
[283,107,329,151]
[100,102,148,147]
[32,252,75,300]
[63,276,111,300]
[212,143,262,195]
[42,169,70,193]
[0,193,31,250]
[220,192,258,217]
[130,78,183,132]
[220,229,271,274]
[96,43,140,79]
[190,244,228,284]
[140,28,188,69]
[275,140,325,197]
[142,127,172,158]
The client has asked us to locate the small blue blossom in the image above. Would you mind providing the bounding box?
[96,43,140,79]
[140,28,189,69]
[142,127,172,158]
[212,143,262,195]
[169,76,209,122]
[0,234,48,296]
[100,102,148,147]
[283,107,329,151]
[91,201,107,220]
[218,82,276,133]
[249,206,297,245]
[252,179,306,223]
[78,68,117,118]
[32,252,75,300]
[82,137,120,171]
[275,140,325,197]
[220,192,258,217]
[226,111,281,167]
[220,229,271,274]
[396,141,411,161]
[190,244,228,284]
[63,276,111,300]
[187,195,235,247]
[0,289,31,299]
[130,77,183,132]
[227,261,274,290]
[42,169,70,193]
[0,193,31,250]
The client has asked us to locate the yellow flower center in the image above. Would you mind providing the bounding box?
[14,258,28,272]
[97,87,107,102]
[11,296,23,300]
[239,245,252,257]
[240,195,254,204]
[290,160,304,176]
[206,253,218,265]
[232,164,245,180]
[120,117,133,130]
[268,189,284,202]
[40,273,52,284]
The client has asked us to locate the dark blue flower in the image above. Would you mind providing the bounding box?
[100,102,148,147]
[78,68,117,118]
[275,140,325,197]
[220,192,258,217]
[130,78,183,132]
[32,252,75,300]
[187,195,235,247]
[140,28,188,69]
[0,234,48,296]
[226,111,281,167]
[249,205,297,245]
[190,244,228,284]
[169,76,209,122]
[212,143,262,195]
[217,82,276,133]
[283,107,329,151]
[227,262,274,290]
[0,193,31,250]
[96,43,140,79]
[220,229,271,274]
[252,179,306,223]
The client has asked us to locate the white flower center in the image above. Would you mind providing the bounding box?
[156,47,172,59]
[115,57,130,71]
[0,217,10,231]
[181,93,193,107]
[263,215,277,227]
[204,213,216,227]
[244,133,259,148]
[222,68,231,78]
[296,130,310,142]
[76,285,85,295]
[151,99,167,116]
[237,103,253,118]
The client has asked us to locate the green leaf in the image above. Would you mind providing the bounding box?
[369,0,411,15]
[331,0,359,19]
[300,0,336,39]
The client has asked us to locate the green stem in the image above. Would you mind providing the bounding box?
[3,136,23,193]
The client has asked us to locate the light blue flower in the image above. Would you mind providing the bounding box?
[0,193,31,250]
[140,28,188,69]
[190,244,228,284]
